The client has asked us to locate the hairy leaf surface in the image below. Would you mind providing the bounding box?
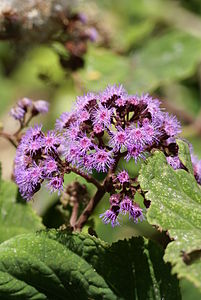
[0,230,180,299]
[139,151,201,290]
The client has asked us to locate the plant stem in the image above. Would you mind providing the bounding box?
[70,166,102,189]
[70,202,79,228]
[0,132,17,148]
[73,151,127,231]
[74,186,106,231]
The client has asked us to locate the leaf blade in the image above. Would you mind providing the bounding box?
[139,151,201,291]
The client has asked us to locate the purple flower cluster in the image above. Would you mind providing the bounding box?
[15,84,189,227]
[100,182,144,227]
[14,125,63,200]
[165,142,201,185]
[102,169,144,226]
[56,84,181,174]
[191,153,201,184]
[10,98,49,121]
[52,83,182,227]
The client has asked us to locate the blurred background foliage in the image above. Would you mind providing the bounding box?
[0,1,201,298]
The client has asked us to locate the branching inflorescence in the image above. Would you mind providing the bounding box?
[5,84,200,231]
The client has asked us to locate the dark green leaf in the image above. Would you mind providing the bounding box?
[33,230,181,299]
[0,230,181,299]
[0,232,116,300]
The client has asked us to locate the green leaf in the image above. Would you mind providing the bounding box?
[0,233,116,300]
[130,31,201,92]
[139,151,201,291]
[162,83,200,117]
[0,180,44,242]
[177,139,194,174]
[0,230,181,299]
[78,47,130,91]
[13,46,65,88]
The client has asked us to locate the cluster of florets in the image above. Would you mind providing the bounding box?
[191,153,201,184]
[54,84,183,226]
[10,98,49,122]
[100,170,144,226]
[56,84,181,173]
[14,125,63,200]
[14,84,201,226]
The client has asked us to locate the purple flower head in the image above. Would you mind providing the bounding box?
[43,131,61,154]
[32,100,49,114]
[93,148,114,172]
[55,85,182,177]
[109,127,127,151]
[92,105,113,128]
[28,163,43,185]
[65,143,80,165]
[128,126,145,147]
[16,169,41,200]
[77,135,93,153]
[79,109,90,122]
[141,94,161,117]
[20,126,43,155]
[125,145,145,163]
[191,153,201,184]
[10,106,25,121]
[93,123,104,134]
[129,204,144,223]
[109,194,121,206]
[65,121,80,141]
[78,13,87,24]
[194,160,201,184]
[190,153,199,166]
[30,124,43,138]
[47,176,63,193]
[78,154,93,173]
[43,158,58,177]
[163,113,181,137]
[142,120,161,145]
[15,124,64,200]
[18,97,32,109]
[117,170,129,184]
[55,112,72,130]
[15,84,185,207]
[100,209,119,227]
[127,95,139,106]
[120,197,133,215]
[166,156,181,170]
[75,92,97,111]
[100,84,127,104]
[115,94,127,107]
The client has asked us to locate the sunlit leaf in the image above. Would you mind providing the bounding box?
[139,151,201,291]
